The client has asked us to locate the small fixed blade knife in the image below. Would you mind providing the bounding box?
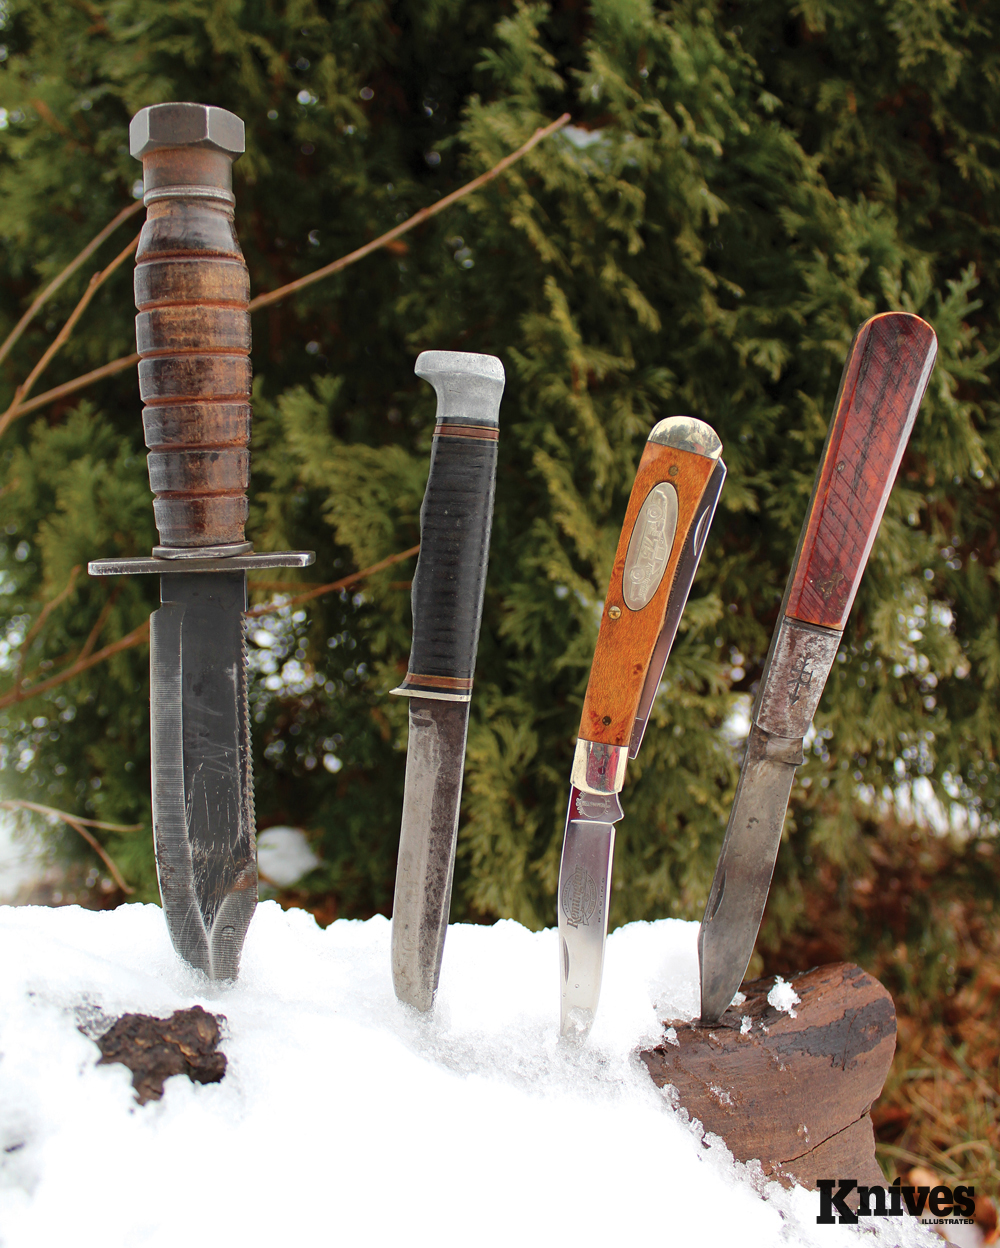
[558,417,726,1037]
[698,311,938,1023]
[89,104,313,979]
[389,351,504,1012]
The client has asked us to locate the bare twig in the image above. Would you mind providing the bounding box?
[0,619,150,711]
[245,544,420,618]
[79,585,120,662]
[14,564,81,689]
[1,114,571,426]
[0,797,137,893]
[8,353,140,424]
[0,234,140,439]
[1,544,420,708]
[249,113,571,312]
[0,199,142,368]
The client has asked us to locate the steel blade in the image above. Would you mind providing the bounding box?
[391,697,470,1011]
[150,571,255,980]
[557,787,624,1037]
[697,724,804,1022]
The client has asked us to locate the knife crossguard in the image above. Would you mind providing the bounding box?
[572,416,722,794]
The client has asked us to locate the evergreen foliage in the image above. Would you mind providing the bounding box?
[0,0,997,1006]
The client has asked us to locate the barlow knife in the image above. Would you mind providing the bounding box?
[559,417,726,1037]
[698,311,938,1023]
[89,103,313,979]
[389,351,504,1011]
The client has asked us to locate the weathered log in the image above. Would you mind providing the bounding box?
[640,963,895,1191]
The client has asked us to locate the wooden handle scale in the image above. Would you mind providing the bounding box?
[784,312,938,632]
[132,104,252,553]
[753,312,937,741]
[577,418,723,753]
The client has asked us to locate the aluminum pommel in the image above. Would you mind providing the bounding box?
[130,103,246,159]
[415,351,505,425]
[648,416,723,460]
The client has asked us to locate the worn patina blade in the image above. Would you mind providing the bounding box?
[391,698,470,1011]
[697,724,803,1022]
[558,787,624,1037]
[150,571,255,980]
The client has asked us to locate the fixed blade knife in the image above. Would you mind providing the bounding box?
[389,351,504,1012]
[558,417,725,1037]
[89,103,313,979]
[698,311,938,1023]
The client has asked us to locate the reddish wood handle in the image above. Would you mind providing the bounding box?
[579,437,718,747]
[134,136,251,549]
[784,312,937,630]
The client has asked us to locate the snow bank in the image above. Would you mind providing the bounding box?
[0,903,935,1248]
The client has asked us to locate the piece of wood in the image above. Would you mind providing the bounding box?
[640,963,895,1192]
[579,439,717,748]
[783,312,937,631]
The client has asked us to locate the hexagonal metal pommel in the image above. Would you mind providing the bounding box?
[130,103,245,161]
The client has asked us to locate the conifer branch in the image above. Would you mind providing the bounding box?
[0,199,142,368]
[0,233,140,439]
[247,113,571,312]
[0,114,570,429]
[0,798,138,894]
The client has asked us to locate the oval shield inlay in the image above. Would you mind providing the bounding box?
[622,481,679,610]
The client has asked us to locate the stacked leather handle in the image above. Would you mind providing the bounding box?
[131,104,252,552]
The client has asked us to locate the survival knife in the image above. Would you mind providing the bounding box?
[698,311,938,1023]
[89,103,313,979]
[389,351,504,1012]
[558,416,726,1037]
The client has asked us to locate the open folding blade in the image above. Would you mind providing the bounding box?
[558,787,624,1037]
[150,571,256,980]
[391,698,470,1011]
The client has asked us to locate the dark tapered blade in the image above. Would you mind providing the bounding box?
[391,698,470,1010]
[557,787,624,1037]
[697,725,803,1022]
[150,571,255,980]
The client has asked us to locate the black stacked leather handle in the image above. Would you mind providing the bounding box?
[391,351,504,702]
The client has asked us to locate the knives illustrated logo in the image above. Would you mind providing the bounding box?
[623,482,679,611]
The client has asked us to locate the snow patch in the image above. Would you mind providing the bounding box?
[0,903,937,1248]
